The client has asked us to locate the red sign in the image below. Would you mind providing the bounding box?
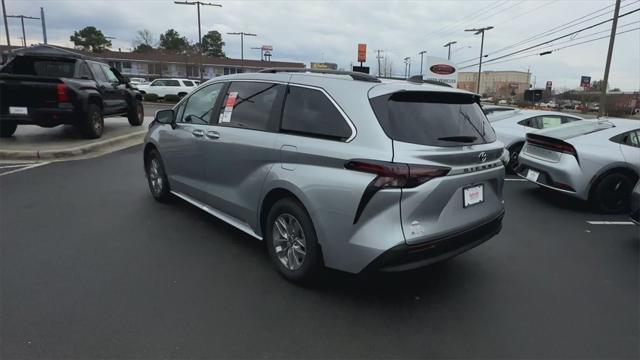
[357,43,367,63]
[429,64,456,75]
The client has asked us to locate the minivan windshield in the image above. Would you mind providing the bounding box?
[370,91,496,147]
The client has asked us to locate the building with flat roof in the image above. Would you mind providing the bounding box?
[458,70,531,98]
[0,44,305,80]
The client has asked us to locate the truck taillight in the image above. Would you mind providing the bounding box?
[56,84,70,102]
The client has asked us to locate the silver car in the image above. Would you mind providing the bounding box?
[488,109,583,172]
[143,69,506,283]
[517,118,640,213]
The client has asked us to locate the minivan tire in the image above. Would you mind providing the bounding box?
[79,103,104,139]
[265,198,322,284]
[145,149,171,202]
[128,101,144,126]
[591,172,634,214]
[0,122,17,137]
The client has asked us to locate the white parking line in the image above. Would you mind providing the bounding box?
[0,164,35,169]
[505,178,528,182]
[0,162,50,177]
[586,221,635,225]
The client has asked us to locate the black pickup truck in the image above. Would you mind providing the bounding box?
[0,53,144,138]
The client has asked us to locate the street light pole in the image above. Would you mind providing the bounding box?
[443,41,457,60]
[465,26,493,94]
[375,49,383,77]
[599,0,621,117]
[227,32,257,70]
[418,50,426,76]
[403,57,410,79]
[7,14,39,47]
[1,0,10,52]
[174,1,222,82]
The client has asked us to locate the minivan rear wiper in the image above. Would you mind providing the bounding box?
[437,136,478,143]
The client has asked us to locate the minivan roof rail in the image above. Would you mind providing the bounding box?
[407,75,452,87]
[258,67,382,83]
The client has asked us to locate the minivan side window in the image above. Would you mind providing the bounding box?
[281,86,352,141]
[217,82,281,131]
[179,83,224,125]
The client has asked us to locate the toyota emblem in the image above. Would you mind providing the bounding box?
[478,152,487,163]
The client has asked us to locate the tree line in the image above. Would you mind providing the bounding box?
[69,26,225,57]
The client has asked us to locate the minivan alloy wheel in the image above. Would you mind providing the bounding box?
[272,214,307,271]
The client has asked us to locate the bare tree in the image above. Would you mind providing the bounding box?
[132,29,157,52]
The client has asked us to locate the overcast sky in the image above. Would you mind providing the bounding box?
[2,0,639,90]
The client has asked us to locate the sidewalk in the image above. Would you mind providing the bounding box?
[0,117,153,161]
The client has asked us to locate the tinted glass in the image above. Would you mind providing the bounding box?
[151,80,165,86]
[1,57,76,77]
[281,86,351,140]
[180,83,224,125]
[370,91,496,147]
[218,82,280,131]
[183,80,194,87]
[77,62,92,79]
[166,80,180,86]
[88,63,107,82]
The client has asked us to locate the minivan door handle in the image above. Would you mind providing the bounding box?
[192,129,204,137]
[205,130,220,140]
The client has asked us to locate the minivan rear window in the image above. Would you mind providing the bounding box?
[370,91,496,147]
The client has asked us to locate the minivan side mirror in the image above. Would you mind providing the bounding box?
[155,109,175,126]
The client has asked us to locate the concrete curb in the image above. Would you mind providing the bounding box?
[0,130,147,161]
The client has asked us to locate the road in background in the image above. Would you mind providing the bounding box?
[1,145,637,359]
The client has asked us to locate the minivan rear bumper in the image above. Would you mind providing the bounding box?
[364,210,504,272]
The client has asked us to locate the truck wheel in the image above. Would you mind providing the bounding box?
[128,101,144,126]
[79,104,104,139]
[0,122,17,138]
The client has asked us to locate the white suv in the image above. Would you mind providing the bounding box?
[136,78,197,98]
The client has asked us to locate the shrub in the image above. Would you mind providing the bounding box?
[143,93,159,102]
[163,94,181,103]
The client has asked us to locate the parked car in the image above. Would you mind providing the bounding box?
[0,52,144,138]
[135,78,197,98]
[143,69,506,283]
[128,77,147,85]
[518,118,639,213]
[631,180,640,225]
[487,110,583,172]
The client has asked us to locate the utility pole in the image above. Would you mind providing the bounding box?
[227,31,257,70]
[1,0,10,52]
[174,1,222,82]
[465,26,493,94]
[418,50,427,76]
[443,40,457,60]
[375,49,383,77]
[40,7,47,44]
[7,14,39,47]
[251,46,264,61]
[403,56,410,79]
[599,0,621,117]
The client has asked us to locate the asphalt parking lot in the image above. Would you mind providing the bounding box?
[1,145,638,359]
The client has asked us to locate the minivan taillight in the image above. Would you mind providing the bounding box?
[345,159,450,223]
[526,133,578,160]
[56,84,70,102]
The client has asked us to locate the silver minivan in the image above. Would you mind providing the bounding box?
[143,69,506,283]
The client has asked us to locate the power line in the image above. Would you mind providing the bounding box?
[459,27,640,70]
[493,0,558,27]
[458,7,640,68]
[484,0,639,58]
[423,0,506,42]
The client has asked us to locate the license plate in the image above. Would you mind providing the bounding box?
[526,169,540,182]
[9,106,28,115]
[463,185,484,208]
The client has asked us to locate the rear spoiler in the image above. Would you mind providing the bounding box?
[526,133,579,161]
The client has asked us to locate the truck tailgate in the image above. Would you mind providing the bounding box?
[0,75,62,113]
